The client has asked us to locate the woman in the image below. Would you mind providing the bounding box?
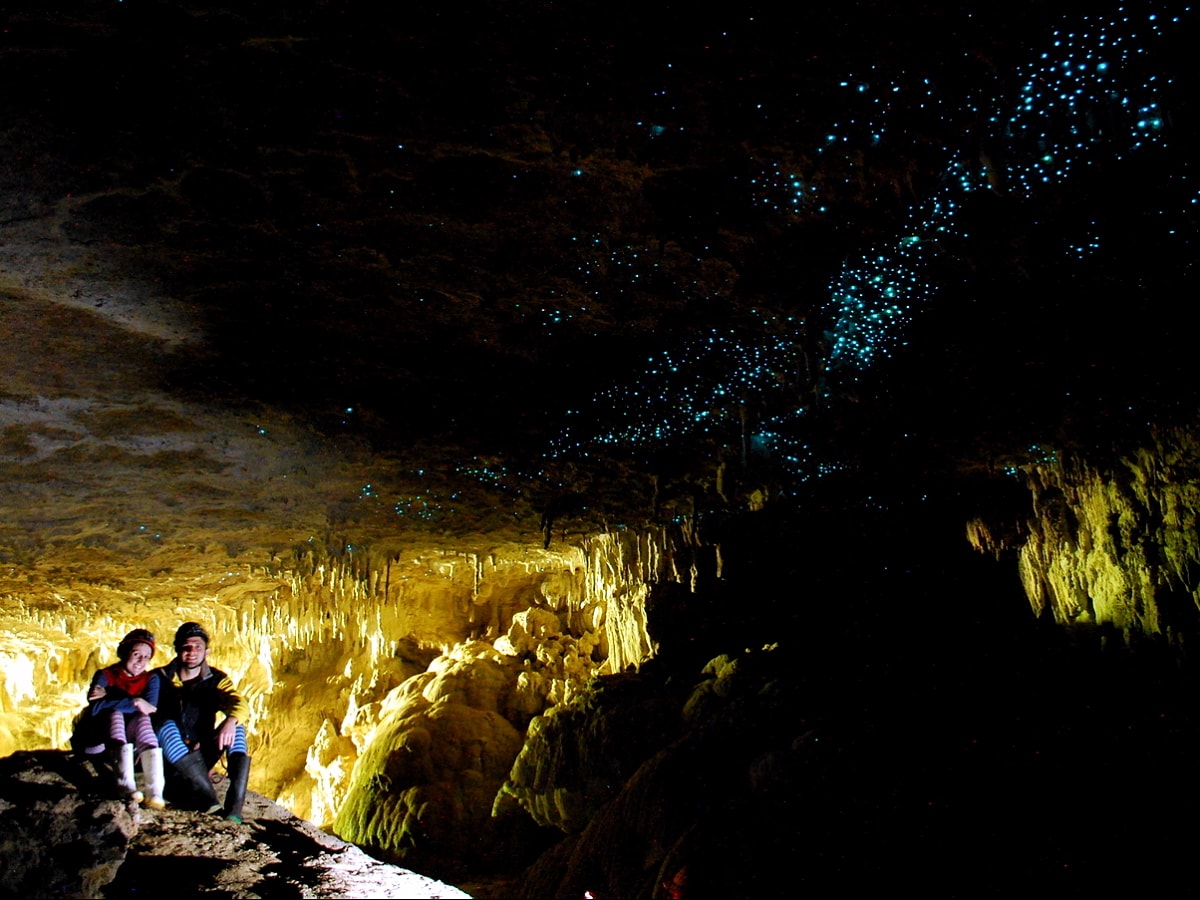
[71,628,166,808]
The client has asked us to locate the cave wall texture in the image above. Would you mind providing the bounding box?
[4,1,1200,896]
[965,426,1200,647]
[0,527,704,820]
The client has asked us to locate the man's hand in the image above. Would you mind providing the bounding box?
[216,716,239,751]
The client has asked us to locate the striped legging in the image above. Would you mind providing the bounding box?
[106,710,158,752]
[157,718,248,765]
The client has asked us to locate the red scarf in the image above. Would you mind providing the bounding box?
[104,664,150,697]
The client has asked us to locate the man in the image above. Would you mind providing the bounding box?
[153,621,252,823]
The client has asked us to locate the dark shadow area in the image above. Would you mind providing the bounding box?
[101,855,277,900]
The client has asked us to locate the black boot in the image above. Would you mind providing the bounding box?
[171,749,221,814]
[223,753,251,824]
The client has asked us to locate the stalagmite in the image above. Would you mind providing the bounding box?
[0,526,700,857]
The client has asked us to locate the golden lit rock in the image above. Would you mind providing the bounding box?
[333,674,527,873]
[973,426,1200,644]
[0,511,680,852]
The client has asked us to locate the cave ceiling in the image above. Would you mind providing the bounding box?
[2,0,1198,598]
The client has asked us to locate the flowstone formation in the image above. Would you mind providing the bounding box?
[0,522,705,882]
[969,422,1200,647]
[3,2,1200,894]
[507,650,813,899]
[494,667,688,835]
[334,642,530,877]
[329,529,710,875]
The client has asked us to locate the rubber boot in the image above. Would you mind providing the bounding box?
[113,742,144,802]
[141,747,166,809]
[223,753,251,824]
[173,749,221,814]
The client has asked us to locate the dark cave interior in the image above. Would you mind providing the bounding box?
[4,1,1200,895]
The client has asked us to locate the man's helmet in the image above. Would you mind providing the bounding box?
[173,621,210,651]
[117,628,156,661]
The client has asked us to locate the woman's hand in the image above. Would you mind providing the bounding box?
[87,684,106,702]
[132,697,157,715]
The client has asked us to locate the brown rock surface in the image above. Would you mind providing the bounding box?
[4,3,1200,896]
[0,749,471,899]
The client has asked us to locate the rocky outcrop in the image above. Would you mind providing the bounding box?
[969,424,1200,647]
[334,641,529,877]
[0,751,136,899]
[502,647,820,898]
[0,749,470,899]
[501,633,1200,898]
[0,524,706,886]
[330,528,710,876]
[4,3,1200,895]
[494,669,687,834]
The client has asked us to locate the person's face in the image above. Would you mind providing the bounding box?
[178,636,207,669]
[123,643,153,676]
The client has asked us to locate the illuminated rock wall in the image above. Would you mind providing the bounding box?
[0,524,705,854]
[969,426,1200,644]
[329,525,713,874]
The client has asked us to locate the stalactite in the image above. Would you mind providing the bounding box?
[986,424,1200,645]
[1,524,704,826]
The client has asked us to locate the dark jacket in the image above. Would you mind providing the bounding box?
[152,658,248,747]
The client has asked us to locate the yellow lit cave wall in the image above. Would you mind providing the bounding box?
[0,526,705,845]
[969,426,1200,644]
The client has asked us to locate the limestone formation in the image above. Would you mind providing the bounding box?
[495,670,687,835]
[970,424,1200,646]
[3,3,1200,896]
[0,528,677,850]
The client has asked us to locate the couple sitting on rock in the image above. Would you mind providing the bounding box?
[70,622,252,824]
